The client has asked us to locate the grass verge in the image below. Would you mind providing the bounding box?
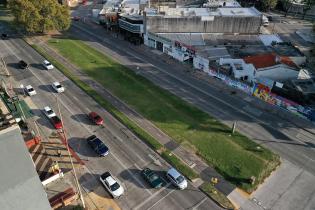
[161,150,199,180]
[31,43,199,181]
[45,37,280,192]
[200,182,234,209]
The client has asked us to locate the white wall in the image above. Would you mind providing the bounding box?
[219,58,255,82]
[193,55,209,72]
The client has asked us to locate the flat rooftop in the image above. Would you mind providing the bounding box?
[291,79,315,94]
[156,33,262,47]
[204,0,241,7]
[120,13,143,21]
[153,7,261,17]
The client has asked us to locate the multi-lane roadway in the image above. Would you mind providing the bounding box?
[0,35,222,210]
[65,12,315,209]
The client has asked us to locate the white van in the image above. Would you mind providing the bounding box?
[166,168,188,190]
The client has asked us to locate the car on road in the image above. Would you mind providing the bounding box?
[166,168,187,190]
[52,82,64,93]
[19,60,29,69]
[88,111,103,125]
[43,106,56,118]
[25,85,36,96]
[141,168,165,188]
[100,172,124,198]
[43,60,54,70]
[86,135,109,156]
[72,16,80,21]
[1,33,8,39]
[50,116,63,129]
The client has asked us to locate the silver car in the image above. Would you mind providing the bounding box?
[166,168,187,190]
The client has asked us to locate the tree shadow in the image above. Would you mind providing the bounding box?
[253,138,315,149]
[259,123,293,141]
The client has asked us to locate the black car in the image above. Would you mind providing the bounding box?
[1,33,8,39]
[86,135,109,156]
[141,168,165,188]
[19,60,29,69]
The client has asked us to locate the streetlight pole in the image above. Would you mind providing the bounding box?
[55,96,85,208]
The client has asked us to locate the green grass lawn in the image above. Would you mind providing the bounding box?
[48,38,280,192]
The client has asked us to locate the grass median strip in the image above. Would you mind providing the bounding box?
[31,43,199,181]
[46,37,280,192]
[200,182,234,209]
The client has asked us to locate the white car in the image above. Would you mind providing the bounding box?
[43,60,54,70]
[52,82,64,93]
[43,106,56,118]
[166,168,187,190]
[25,85,36,96]
[100,172,124,198]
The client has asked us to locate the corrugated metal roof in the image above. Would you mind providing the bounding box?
[0,125,51,210]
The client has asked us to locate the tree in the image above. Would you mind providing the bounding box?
[8,0,70,33]
[261,0,278,11]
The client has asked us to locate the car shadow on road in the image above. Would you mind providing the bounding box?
[6,62,21,69]
[30,109,56,129]
[71,114,94,125]
[30,63,45,70]
[67,136,99,158]
[78,172,114,199]
[38,84,54,93]
[119,168,174,190]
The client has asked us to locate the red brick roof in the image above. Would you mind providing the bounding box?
[244,54,297,69]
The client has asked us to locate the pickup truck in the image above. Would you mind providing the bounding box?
[19,60,29,69]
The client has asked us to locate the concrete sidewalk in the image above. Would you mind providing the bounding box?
[26,35,236,197]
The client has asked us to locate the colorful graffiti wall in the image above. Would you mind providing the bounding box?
[203,68,315,122]
[252,83,315,121]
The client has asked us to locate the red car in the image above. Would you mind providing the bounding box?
[51,116,63,129]
[89,112,103,125]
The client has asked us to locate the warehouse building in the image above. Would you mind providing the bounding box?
[145,7,263,34]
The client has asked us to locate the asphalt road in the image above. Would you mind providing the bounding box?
[0,36,222,210]
[66,16,315,209]
[70,21,315,175]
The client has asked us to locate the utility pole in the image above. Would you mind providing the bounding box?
[56,96,85,208]
[232,121,237,134]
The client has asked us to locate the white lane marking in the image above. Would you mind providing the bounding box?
[133,183,172,210]
[3,40,153,196]
[134,163,141,170]
[73,24,313,144]
[146,189,175,210]
[110,151,152,195]
[192,197,208,210]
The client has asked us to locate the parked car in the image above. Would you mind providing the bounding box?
[25,85,36,96]
[1,33,8,39]
[141,168,164,188]
[52,82,64,93]
[86,135,109,156]
[166,168,187,190]
[19,60,29,69]
[88,112,103,125]
[43,106,56,118]
[100,172,124,198]
[50,116,63,129]
[43,60,54,70]
[72,16,80,21]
